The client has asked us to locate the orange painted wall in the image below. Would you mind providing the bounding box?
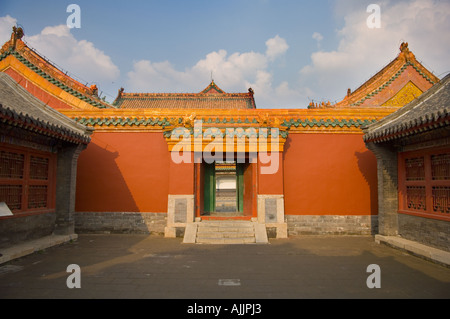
[258,152,284,195]
[283,133,378,215]
[75,132,170,212]
[168,153,195,195]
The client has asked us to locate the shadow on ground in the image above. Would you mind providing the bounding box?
[0,234,449,299]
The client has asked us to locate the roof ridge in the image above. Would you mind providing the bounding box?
[350,61,411,106]
[0,27,113,109]
[200,80,225,94]
[120,92,252,97]
[335,42,440,107]
[363,73,450,142]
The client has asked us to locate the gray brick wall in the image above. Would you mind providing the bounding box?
[366,142,399,236]
[398,214,450,252]
[0,212,56,248]
[74,212,167,235]
[286,215,378,236]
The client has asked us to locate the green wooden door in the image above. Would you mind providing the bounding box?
[203,162,216,213]
[236,163,244,213]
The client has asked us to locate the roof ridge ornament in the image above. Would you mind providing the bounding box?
[399,41,415,62]
[201,80,225,94]
[11,26,24,50]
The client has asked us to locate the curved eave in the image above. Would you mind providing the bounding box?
[363,115,450,144]
[0,107,92,145]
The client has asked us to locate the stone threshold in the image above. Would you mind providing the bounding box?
[375,234,450,268]
[0,234,78,265]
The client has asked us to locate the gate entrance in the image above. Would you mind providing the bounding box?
[196,158,256,219]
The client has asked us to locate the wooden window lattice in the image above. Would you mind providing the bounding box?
[1,148,53,213]
[0,151,24,179]
[405,157,425,181]
[406,186,426,211]
[29,156,49,180]
[431,153,449,180]
[432,186,449,214]
[0,185,23,210]
[27,185,48,209]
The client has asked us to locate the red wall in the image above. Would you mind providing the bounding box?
[75,132,170,212]
[75,132,378,216]
[283,133,378,216]
[258,152,284,195]
[168,153,194,195]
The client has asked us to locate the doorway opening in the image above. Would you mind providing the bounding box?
[215,161,239,214]
[197,157,256,219]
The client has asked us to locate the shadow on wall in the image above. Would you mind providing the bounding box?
[75,141,139,212]
[355,150,379,216]
[74,141,152,234]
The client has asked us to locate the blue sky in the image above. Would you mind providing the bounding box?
[1,0,449,108]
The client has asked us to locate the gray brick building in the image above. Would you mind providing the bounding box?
[364,73,450,252]
[0,72,92,248]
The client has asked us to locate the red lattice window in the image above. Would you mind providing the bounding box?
[29,156,49,180]
[432,186,449,214]
[0,185,23,210]
[0,145,55,215]
[406,186,426,211]
[28,185,48,209]
[405,157,425,181]
[431,153,449,180]
[0,151,25,179]
[399,148,450,221]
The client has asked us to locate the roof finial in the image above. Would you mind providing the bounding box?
[11,26,24,49]
[399,41,415,62]
[210,70,214,83]
[400,42,409,53]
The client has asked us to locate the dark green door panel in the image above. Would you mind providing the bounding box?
[204,162,215,212]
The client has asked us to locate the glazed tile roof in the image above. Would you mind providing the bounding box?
[0,72,92,144]
[0,27,113,110]
[363,73,450,143]
[113,81,256,109]
[309,43,440,109]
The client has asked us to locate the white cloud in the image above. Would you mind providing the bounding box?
[25,25,120,87]
[127,49,269,93]
[0,15,17,45]
[0,19,120,95]
[126,35,296,107]
[312,32,324,48]
[265,35,289,61]
[299,0,450,103]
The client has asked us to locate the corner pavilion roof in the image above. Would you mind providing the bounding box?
[0,72,92,144]
[112,81,257,109]
[363,73,450,143]
[0,27,113,110]
[309,42,440,109]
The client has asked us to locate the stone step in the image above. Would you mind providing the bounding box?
[196,221,256,244]
[197,226,254,233]
[196,231,255,239]
[196,237,256,244]
[183,221,268,245]
[198,221,254,227]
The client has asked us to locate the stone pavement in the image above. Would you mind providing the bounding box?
[0,234,449,300]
